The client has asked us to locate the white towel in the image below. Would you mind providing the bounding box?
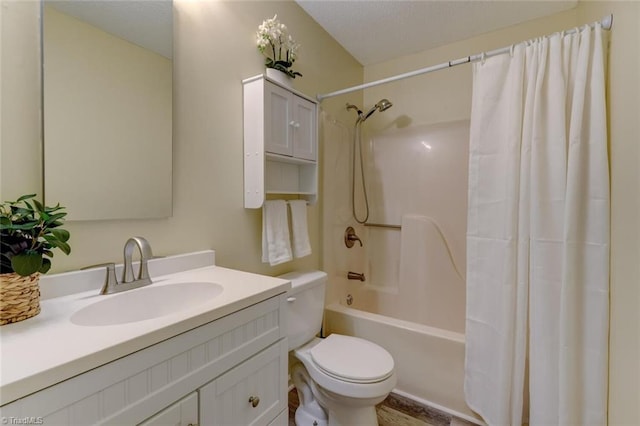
[288,200,311,258]
[262,200,292,266]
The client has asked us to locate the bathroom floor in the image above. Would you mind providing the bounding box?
[288,389,477,426]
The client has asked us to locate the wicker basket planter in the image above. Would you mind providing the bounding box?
[0,272,41,325]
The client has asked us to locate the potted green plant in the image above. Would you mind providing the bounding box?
[0,194,70,325]
[256,14,302,85]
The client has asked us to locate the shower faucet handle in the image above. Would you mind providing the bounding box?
[344,226,363,248]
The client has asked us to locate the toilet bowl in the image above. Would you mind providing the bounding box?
[292,335,396,426]
[279,271,396,426]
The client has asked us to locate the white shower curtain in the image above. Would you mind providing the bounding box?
[465,24,609,426]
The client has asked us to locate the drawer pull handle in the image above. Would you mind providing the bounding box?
[287,297,296,303]
[249,395,260,408]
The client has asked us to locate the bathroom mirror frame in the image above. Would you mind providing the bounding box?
[42,0,174,221]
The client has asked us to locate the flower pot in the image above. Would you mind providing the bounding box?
[266,68,293,88]
[0,272,41,325]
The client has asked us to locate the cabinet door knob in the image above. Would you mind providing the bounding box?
[248,395,260,408]
[289,121,300,128]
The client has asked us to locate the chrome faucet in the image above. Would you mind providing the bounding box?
[122,236,153,286]
[84,236,154,295]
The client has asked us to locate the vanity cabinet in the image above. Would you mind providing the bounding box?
[0,296,289,426]
[243,74,318,208]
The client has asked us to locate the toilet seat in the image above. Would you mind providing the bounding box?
[294,335,397,399]
[309,334,394,384]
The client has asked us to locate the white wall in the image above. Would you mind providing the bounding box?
[578,3,640,425]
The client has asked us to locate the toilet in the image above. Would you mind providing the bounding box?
[279,271,396,426]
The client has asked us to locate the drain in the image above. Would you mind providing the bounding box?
[346,294,353,305]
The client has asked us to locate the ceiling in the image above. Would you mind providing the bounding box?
[46,0,173,59]
[295,0,578,65]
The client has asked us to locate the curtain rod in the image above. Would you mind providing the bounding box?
[316,14,613,102]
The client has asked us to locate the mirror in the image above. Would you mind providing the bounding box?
[43,0,173,220]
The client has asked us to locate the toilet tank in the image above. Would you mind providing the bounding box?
[278,270,327,351]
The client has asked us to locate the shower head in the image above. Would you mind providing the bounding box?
[376,98,393,112]
[361,98,393,122]
[347,99,393,123]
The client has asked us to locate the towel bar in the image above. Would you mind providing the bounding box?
[363,222,401,230]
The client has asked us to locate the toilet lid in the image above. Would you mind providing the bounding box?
[309,334,394,383]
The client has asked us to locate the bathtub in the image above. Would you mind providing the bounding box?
[323,301,483,424]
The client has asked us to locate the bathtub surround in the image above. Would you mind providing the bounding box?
[465,24,609,425]
[398,215,465,332]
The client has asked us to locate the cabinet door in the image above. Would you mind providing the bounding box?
[264,82,293,156]
[292,95,316,161]
[138,392,198,426]
[267,409,288,426]
[199,340,287,426]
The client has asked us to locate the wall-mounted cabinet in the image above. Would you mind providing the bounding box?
[243,74,318,208]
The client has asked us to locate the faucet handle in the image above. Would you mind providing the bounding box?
[82,262,118,294]
[344,226,363,248]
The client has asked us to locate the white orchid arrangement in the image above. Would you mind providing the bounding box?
[256,15,302,79]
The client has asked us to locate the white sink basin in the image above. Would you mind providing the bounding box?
[70,282,224,326]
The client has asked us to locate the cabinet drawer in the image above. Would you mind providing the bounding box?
[199,339,287,426]
[138,392,198,426]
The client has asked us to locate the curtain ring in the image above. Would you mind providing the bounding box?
[509,44,515,57]
[480,52,486,64]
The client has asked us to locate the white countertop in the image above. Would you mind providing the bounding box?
[0,256,290,406]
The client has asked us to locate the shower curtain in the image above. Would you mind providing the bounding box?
[464,24,609,426]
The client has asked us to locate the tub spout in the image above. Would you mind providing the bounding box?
[347,271,365,281]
